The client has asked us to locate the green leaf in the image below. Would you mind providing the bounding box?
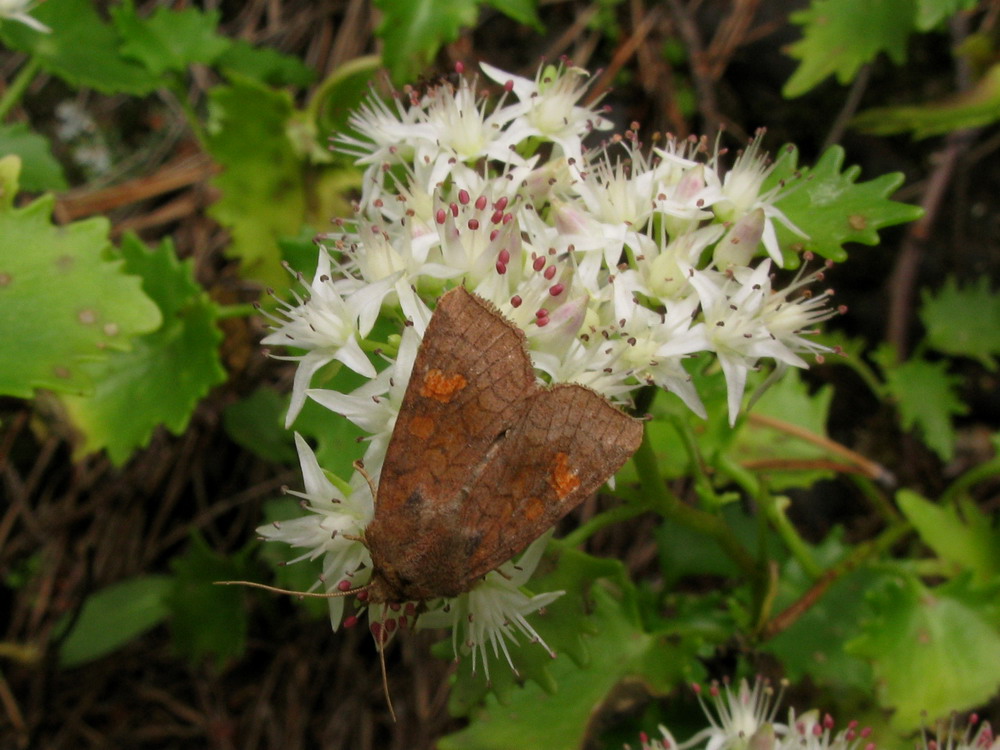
[731,369,835,491]
[762,531,876,691]
[111,4,230,76]
[852,64,1000,138]
[223,387,298,464]
[0,123,67,191]
[879,352,967,461]
[482,0,544,30]
[920,276,1000,370]
[846,575,1000,729]
[205,77,307,288]
[897,490,1000,584]
[166,534,254,663]
[767,146,924,264]
[373,0,478,84]
[0,158,161,398]
[0,0,160,95]
[783,0,916,98]
[438,584,692,750]
[57,576,173,668]
[59,234,225,465]
[217,40,316,87]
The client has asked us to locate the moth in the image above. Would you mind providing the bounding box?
[362,286,644,603]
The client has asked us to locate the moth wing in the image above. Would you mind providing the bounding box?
[367,287,536,563]
[460,383,643,580]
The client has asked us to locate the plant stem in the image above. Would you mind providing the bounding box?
[940,454,1000,506]
[760,491,822,580]
[214,303,258,319]
[562,501,651,548]
[633,429,758,576]
[0,56,41,122]
[759,519,910,641]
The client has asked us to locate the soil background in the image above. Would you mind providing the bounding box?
[2,1,999,749]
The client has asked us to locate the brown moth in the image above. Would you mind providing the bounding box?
[362,285,644,604]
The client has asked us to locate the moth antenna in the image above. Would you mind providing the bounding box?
[353,459,379,501]
[379,638,397,722]
[214,580,370,598]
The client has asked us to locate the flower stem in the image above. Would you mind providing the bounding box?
[633,428,757,576]
[759,519,910,640]
[562,501,651,549]
[940,453,1000,507]
[0,56,41,122]
[214,303,258,319]
[760,490,823,580]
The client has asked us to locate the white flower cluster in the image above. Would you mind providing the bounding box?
[631,678,876,750]
[259,61,836,672]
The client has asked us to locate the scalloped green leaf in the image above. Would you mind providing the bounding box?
[783,0,916,98]
[0,0,160,95]
[846,575,1000,729]
[59,234,225,465]
[111,4,230,76]
[897,490,1000,585]
[373,0,478,84]
[0,123,67,191]
[767,145,923,263]
[438,584,691,750]
[205,77,307,288]
[920,276,1000,370]
[877,349,967,461]
[57,576,172,668]
[0,158,161,398]
[852,64,1000,138]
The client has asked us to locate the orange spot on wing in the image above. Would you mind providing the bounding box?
[420,369,467,402]
[523,496,544,521]
[547,452,580,499]
[407,415,435,439]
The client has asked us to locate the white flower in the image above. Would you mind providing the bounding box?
[260,252,397,426]
[0,0,50,32]
[307,324,423,472]
[682,261,830,425]
[709,131,806,267]
[416,531,563,679]
[256,434,374,627]
[481,60,612,158]
[687,678,786,750]
[779,709,874,750]
[917,715,997,750]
